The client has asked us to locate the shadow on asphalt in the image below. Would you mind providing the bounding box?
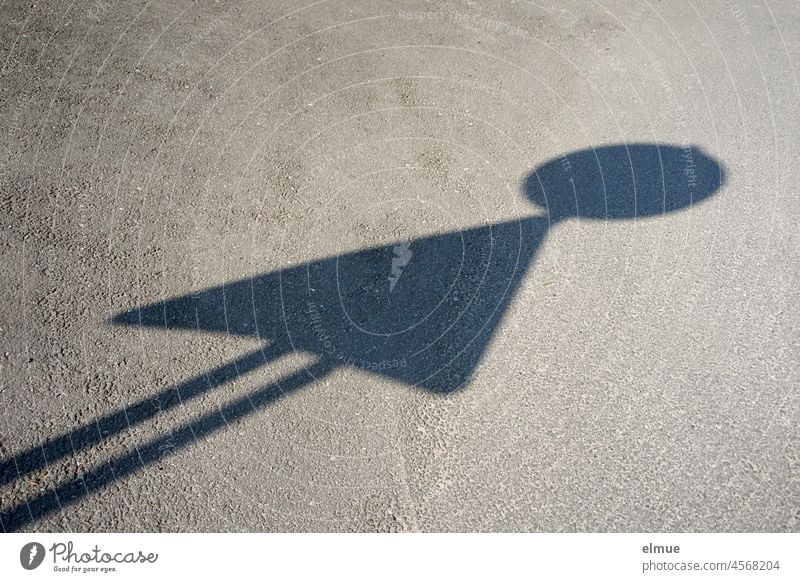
[0,143,725,531]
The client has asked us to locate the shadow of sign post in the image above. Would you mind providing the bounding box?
[0,143,724,531]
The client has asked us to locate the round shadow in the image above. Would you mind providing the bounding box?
[524,143,725,221]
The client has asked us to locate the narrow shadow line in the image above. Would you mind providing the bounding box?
[0,359,332,532]
[0,345,281,488]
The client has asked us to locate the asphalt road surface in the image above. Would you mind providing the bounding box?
[1,0,798,532]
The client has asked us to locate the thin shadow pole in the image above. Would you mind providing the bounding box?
[1,359,333,532]
[0,343,283,487]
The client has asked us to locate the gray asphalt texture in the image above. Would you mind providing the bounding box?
[1,0,798,532]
